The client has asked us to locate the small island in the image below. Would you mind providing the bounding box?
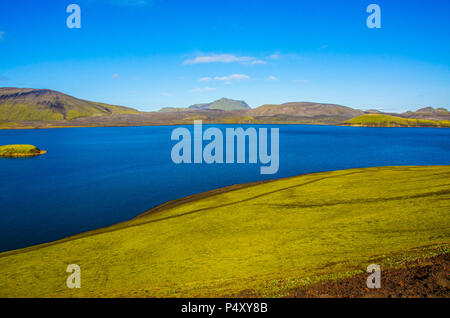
[0,144,47,157]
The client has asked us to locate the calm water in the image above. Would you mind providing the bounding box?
[0,125,449,252]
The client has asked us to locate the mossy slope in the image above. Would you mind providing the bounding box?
[0,166,449,297]
[343,114,450,127]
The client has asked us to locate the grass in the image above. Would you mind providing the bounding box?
[343,114,450,127]
[0,166,449,297]
[0,144,45,157]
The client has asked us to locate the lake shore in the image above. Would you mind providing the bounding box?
[1,113,449,130]
[2,122,450,130]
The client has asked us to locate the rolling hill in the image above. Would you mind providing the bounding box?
[0,87,140,121]
[400,107,450,121]
[248,102,364,123]
[0,166,448,297]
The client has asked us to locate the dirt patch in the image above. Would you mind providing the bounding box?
[286,253,449,298]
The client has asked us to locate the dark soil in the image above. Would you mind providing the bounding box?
[287,253,449,298]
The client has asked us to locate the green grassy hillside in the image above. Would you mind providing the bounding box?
[343,114,450,127]
[0,88,140,121]
[0,166,449,297]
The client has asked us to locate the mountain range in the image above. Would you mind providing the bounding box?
[0,87,448,129]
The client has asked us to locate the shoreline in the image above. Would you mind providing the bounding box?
[0,150,47,157]
[0,167,301,257]
[1,165,448,258]
[1,121,449,130]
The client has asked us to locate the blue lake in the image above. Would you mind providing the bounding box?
[0,124,449,252]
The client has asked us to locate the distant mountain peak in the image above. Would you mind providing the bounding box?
[189,98,250,111]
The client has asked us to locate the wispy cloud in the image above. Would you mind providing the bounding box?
[161,92,172,97]
[0,31,4,40]
[112,73,120,79]
[267,51,302,61]
[199,77,212,82]
[184,54,265,65]
[190,87,216,93]
[266,75,278,81]
[293,79,309,83]
[269,51,281,60]
[215,74,249,81]
[250,60,266,65]
[200,74,250,83]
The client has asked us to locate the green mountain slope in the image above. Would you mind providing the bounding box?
[343,114,450,127]
[0,87,140,121]
[189,97,250,111]
[0,166,448,297]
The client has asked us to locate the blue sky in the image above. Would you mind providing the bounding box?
[0,0,449,112]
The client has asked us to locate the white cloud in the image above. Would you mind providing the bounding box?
[161,92,172,97]
[250,60,267,65]
[293,79,309,83]
[214,74,250,81]
[266,75,278,81]
[199,77,212,82]
[112,73,120,79]
[184,54,266,65]
[198,74,250,84]
[267,52,302,61]
[190,87,216,93]
[269,52,281,60]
